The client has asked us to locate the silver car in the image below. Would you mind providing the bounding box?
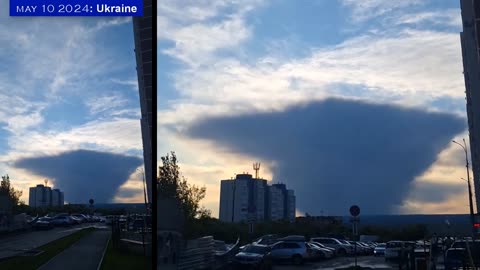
[233,244,272,269]
[374,243,386,256]
[267,241,309,265]
[311,238,354,256]
[307,242,334,259]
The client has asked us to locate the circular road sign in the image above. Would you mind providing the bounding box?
[350,205,360,217]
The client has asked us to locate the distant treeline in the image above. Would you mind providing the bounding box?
[184,217,433,244]
[14,204,134,216]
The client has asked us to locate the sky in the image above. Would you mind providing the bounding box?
[1,3,145,204]
[158,0,472,216]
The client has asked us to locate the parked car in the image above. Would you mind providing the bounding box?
[385,241,415,261]
[233,244,272,269]
[311,238,354,256]
[253,235,279,245]
[358,242,375,254]
[347,241,369,255]
[105,215,113,225]
[308,241,336,254]
[374,243,386,256]
[266,241,309,265]
[51,216,74,226]
[71,214,86,223]
[32,217,54,230]
[70,216,83,224]
[307,242,334,259]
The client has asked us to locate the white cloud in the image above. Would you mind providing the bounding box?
[340,0,423,22]
[87,93,129,115]
[161,28,464,128]
[395,9,462,28]
[161,16,251,65]
[158,0,266,65]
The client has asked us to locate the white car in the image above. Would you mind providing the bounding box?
[385,241,415,260]
[311,238,354,256]
[307,242,334,259]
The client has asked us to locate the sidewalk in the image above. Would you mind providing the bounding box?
[0,224,100,259]
[38,229,110,270]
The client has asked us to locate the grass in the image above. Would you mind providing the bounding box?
[100,239,152,270]
[0,227,95,270]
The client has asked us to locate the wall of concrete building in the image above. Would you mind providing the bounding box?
[460,0,480,213]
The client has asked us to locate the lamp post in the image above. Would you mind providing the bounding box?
[137,168,148,211]
[136,167,148,256]
[452,139,476,237]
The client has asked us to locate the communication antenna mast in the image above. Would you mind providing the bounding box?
[44,179,48,187]
[253,162,261,179]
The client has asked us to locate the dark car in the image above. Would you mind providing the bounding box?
[32,217,54,230]
[51,216,74,226]
[374,243,386,256]
[234,244,272,270]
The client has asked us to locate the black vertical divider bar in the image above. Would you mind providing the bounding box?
[151,0,158,268]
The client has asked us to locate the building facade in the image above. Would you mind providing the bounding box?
[219,173,295,222]
[29,185,64,208]
[460,0,480,213]
[133,0,153,205]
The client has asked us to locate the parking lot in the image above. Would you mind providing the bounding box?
[273,255,396,269]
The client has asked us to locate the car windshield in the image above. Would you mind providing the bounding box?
[243,245,269,254]
[377,244,386,248]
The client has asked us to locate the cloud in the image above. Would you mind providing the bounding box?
[395,9,462,28]
[4,118,142,161]
[14,149,143,204]
[159,27,464,130]
[186,98,465,215]
[86,92,129,115]
[340,0,423,22]
[407,181,465,204]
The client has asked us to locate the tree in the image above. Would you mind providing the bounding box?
[0,175,23,207]
[158,152,210,221]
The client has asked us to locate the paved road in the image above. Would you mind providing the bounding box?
[0,224,106,260]
[273,256,397,270]
[38,228,110,270]
[273,255,445,270]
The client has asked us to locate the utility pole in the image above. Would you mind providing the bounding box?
[453,139,476,237]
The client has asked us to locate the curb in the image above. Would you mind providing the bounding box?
[97,233,111,270]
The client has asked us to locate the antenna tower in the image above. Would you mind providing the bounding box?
[253,162,261,179]
[44,179,48,187]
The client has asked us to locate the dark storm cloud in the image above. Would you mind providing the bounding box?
[14,150,143,203]
[408,182,465,204]
[186,98,465,215]
[116,187,143,199]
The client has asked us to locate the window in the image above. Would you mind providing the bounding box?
[284,243,300,249]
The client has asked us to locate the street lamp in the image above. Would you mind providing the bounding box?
[136,167,148,256]
[452,139,476,236]
[137,168,148,210]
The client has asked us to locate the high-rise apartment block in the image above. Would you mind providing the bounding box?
[460,0,480,213]
[133,0,153,205]
[219,173,295,222]
[29,185,64,208]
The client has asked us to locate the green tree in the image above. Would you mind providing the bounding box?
[158,152,210,221]
[0,175,23,207]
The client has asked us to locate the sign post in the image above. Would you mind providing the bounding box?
[350,205,361,269]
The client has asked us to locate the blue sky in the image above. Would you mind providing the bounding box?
[158,0,471,216]
[1,6,145,204]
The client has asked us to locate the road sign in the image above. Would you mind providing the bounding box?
[350,205,360,217]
